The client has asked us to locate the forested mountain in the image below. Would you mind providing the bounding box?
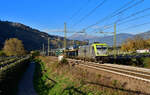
[69,33,134,46]
[69,32,150,46]
[1,20,149,50]
[0,20,86,51]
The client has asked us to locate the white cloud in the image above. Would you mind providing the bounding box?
[43,29,64,33]
[91,25,101,29]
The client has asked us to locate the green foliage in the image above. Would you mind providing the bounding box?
[34,59,103,95]
[59,58,69,65]
[129,57,150,68]
[34,60,49,95]
[0,57,19,67]
[142,57,150,68]
[113,80,118,87]
[0,56,30,95]
[31,51,40,57]
[0,50,6,56]
[35,57,135,95]
[114,57,150,68]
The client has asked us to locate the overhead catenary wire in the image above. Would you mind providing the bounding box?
[119,21,150,31]
[84,0,144,30]
[118,13,150,25]
[98,8,150,31]
[94,21,150,36]
[69,0,91,21]
[91,12,150,33]
[72,0,107,27]
[117,7,150,23]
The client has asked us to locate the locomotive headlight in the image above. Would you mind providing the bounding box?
[97,52,99,55]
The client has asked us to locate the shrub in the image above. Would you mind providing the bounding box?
[142,57,150,68]
[0,50,6,56]
[59,58,68,65]
[31,51,40,57]
[0,56,30,95]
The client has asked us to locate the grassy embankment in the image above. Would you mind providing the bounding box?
[34,56,141,95]
[141,57,150,68]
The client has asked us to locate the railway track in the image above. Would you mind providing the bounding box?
[68,59,150,83]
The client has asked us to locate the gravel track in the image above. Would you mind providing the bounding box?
[68,59,150,82]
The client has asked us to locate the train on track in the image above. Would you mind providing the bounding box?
[49,42,150,63]
[78,43,108,61]
[54,42,110,62]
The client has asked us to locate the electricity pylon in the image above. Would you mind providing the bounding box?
[64,22,67,51]
[48,37,50,56]
[114,23,117,59]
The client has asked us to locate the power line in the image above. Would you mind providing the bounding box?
[100,8,150,30]
[69,0,91,21]
[117,7,150,23]
[118,13,150,25]
[90,10,150,34]
[84,0,144,30]
[120,21,150,31]
[72,0,107,27]
[94,21,150,35]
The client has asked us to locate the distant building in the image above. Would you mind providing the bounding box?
[136,49,150,53]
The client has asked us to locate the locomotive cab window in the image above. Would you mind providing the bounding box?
[96,45,107,50]
[95,45,108,56]
[96,46,107,50]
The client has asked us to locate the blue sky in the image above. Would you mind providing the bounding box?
[0,0,150,37]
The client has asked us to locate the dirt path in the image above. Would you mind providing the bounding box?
[17,62,37,95]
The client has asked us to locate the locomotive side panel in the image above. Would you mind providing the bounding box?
[78,43,109,61]
[78,45,92,58]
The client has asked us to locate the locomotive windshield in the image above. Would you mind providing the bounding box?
[96,45,107,50]
[96,45,108,55]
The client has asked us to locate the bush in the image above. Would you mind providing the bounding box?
[0,56,30,95]
[142,57,150,68]
[0,51,6,56]
[59,58,68,65]
[31,51,40,57]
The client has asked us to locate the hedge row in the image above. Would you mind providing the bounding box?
[0,57,20,67]
[0,56,31,95]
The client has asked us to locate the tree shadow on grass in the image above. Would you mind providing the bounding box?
[62,86,86,95]
[46,75,86,95]
[84,81,150,95]
[45,75,57,84]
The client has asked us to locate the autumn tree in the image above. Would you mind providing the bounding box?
[146,38,150,45]
[3,38,26,56]
[121,36,149,52]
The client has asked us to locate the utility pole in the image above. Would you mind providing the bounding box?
[83,29,86,61]
[83,28,85,33]
[43,43,45,56]
[48,37,50,56]
[82,29,86,45]
[64,22,67,51]
[114,23,117,59]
